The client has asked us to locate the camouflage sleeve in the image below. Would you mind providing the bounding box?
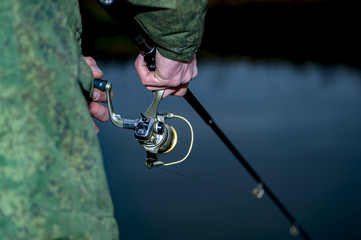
[127,0,208,62]
[0,1,118,239]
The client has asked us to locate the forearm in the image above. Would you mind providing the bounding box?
[128,0,208,62]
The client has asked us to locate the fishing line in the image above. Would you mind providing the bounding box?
[155,167,245,193]
[162,114,194,166]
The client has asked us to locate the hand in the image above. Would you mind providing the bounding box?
[135,50,198,98]
[83,56,111,134]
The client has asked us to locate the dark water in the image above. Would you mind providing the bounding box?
[97,59,361,240]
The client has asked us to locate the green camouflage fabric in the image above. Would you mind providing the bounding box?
[0,0,206,239]
[0,1,118,239]
[129,0,208,61]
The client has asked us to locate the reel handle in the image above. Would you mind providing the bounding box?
[94,79,108,91]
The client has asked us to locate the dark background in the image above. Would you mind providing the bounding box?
[80,0,360,68]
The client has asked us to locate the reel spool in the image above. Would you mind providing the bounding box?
[102,81,193,169]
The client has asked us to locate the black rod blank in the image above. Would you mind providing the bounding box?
[183,90,312,240]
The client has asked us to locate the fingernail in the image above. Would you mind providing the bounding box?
[92,91,99,100]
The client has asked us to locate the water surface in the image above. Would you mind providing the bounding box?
[97,59,361,240]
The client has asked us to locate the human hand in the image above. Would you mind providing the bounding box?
[83,56,111,134]
[135,50,198,98]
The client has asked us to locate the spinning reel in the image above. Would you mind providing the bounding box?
[95,0,193,168]
[95,79,193,169]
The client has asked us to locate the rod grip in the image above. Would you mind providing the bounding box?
[94,79,108,91]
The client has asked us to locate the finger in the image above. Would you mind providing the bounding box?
[149,82,189,98]
[162,89,176,98]
[172,88,188,97]
[144,81,190,98]
[144,85,166,92]
[91,88,108,103]
[84,56,104,79]
[89,102,109,122]
[92,69,104,79]
[191,66,198,80]
[92,119,100,134]
[134,54,149,80]
[84,56,96,66]
[141,71,182,88]
[165,83,189,98]
[135,54,176,88]
[135,54,159,85]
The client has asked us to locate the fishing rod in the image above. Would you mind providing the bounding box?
[96,1,312,239]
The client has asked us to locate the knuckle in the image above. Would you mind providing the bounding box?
[84,56,96,66]
[193,68,198,77]
[168,76,183,87]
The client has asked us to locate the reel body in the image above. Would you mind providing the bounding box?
[134,112,178,168]
[100,81,192,168]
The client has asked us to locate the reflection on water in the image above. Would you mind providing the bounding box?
[97,59,361,240]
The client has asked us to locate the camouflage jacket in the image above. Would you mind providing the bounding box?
[0,0,206,239]
[129,0,208,61]
[0,1,118,239]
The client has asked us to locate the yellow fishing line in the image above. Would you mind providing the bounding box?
[162,114,194,166]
